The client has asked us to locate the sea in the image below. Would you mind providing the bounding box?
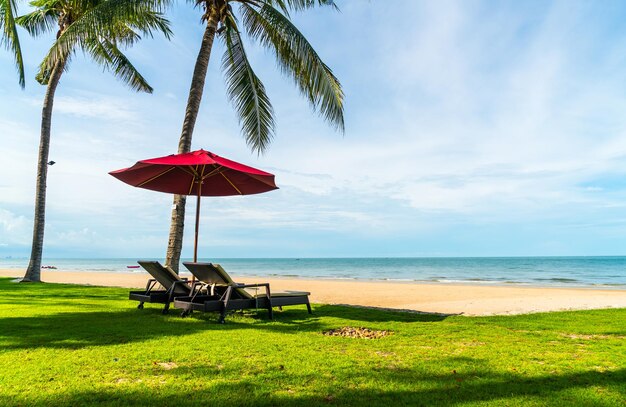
[1,256,625,289]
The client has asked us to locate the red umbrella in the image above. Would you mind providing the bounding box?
[109,149,278,263]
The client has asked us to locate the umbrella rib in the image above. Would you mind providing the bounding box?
[184,166,202,195]
[137,167,176,187]
[202,166,222,179]
[187,165,208,195]
[179,166,198,178]
[220,171,243,195]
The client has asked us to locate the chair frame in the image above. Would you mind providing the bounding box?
[128,261,191,314]
[174,262,312,323]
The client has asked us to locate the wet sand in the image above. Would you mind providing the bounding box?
[2,269,626,316]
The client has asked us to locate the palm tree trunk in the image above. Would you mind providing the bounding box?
[165,7,219,272]
[22,58,67,282]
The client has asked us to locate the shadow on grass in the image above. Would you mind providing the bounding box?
[0,310,196,350]
[1,366,624,406]
[0,302,447,350]
[0,278,449,350]
[0,309,300,350]
[0,279,126,300]
[312,304,452,322]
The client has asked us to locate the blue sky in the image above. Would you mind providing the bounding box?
[2,0,626,259]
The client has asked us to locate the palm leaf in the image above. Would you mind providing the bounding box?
[1,0,25,87]
[222,14,275,154]
[35,51,73,85]
[84,36,153,93]
[241,2,344,132]
[15,7,58,37]
[40,0,171,72]
[261,0,338,14]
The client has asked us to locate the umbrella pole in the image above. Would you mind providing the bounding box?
[191,181,201,285]
[194,182,201,263]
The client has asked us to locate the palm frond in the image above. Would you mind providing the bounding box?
[35,51,72,85]
[15,8,58,37]
[222,14,275,154]
[40,0,171,72]
[106,23,142,47]
[84,37,153,92]
[241,2,344,132]
[1,0,25,87]
[260,0,338,14]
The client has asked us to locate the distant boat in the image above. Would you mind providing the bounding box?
[127,265,140,269]
[41,265,57,269]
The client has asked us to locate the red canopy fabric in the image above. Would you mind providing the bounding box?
[109,149,278,196]
[109,149,278,265]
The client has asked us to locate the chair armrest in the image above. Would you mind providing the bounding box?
[170,280,190,291]
[236,283,272,298]
[188,281,213,302]
[235,283,270,290]
[144,278,157,293]
[167,280,191,302]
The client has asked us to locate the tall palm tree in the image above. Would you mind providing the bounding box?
[161,0,345,271]
[1,0,25,87]
[19,0,171,282]
[43,0,345,271]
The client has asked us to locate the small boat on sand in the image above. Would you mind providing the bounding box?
[41,265,57,269]
[127,265,140,269]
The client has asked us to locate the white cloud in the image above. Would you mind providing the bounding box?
[24,95,137,120]
[2,1,626,256]
[0,209,30,245]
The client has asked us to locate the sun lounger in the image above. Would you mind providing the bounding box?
[173,262,312,323]
[129,260,191,314]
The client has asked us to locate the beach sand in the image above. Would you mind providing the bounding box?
[2,269,626,316]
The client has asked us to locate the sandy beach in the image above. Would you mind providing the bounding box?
[2,268,626,316]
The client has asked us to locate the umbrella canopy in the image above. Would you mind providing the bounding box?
[109,149,278,264]
[109,149,277,196]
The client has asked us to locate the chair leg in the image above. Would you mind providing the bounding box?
[306,301,312,314]
[218,303,227,324]
[137,302,144,310]
[218,310,226,324]
[217,287,233,324]
[162,303,170,315]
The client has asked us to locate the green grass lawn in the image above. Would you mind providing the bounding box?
[0,277,624,406]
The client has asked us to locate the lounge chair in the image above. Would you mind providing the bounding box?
[129,261,191,314]
[173,262,312,323]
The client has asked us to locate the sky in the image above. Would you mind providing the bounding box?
[2,0,626,259]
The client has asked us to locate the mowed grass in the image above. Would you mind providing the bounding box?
[0,278,624,406]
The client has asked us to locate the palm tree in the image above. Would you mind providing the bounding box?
[1,0,26,87]
[42,0,345,271]
[161,0,345,271]
[18,0,171,282]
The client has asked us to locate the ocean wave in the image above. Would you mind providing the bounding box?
[533,278,579,283]
[380,278,414,282]
[430,279,502,284]
[2,257,625,288]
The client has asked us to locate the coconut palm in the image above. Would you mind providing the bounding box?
[19,0,171,282]
[1,0,25,87]
[161,0,345,271]
[42,0,345,271]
